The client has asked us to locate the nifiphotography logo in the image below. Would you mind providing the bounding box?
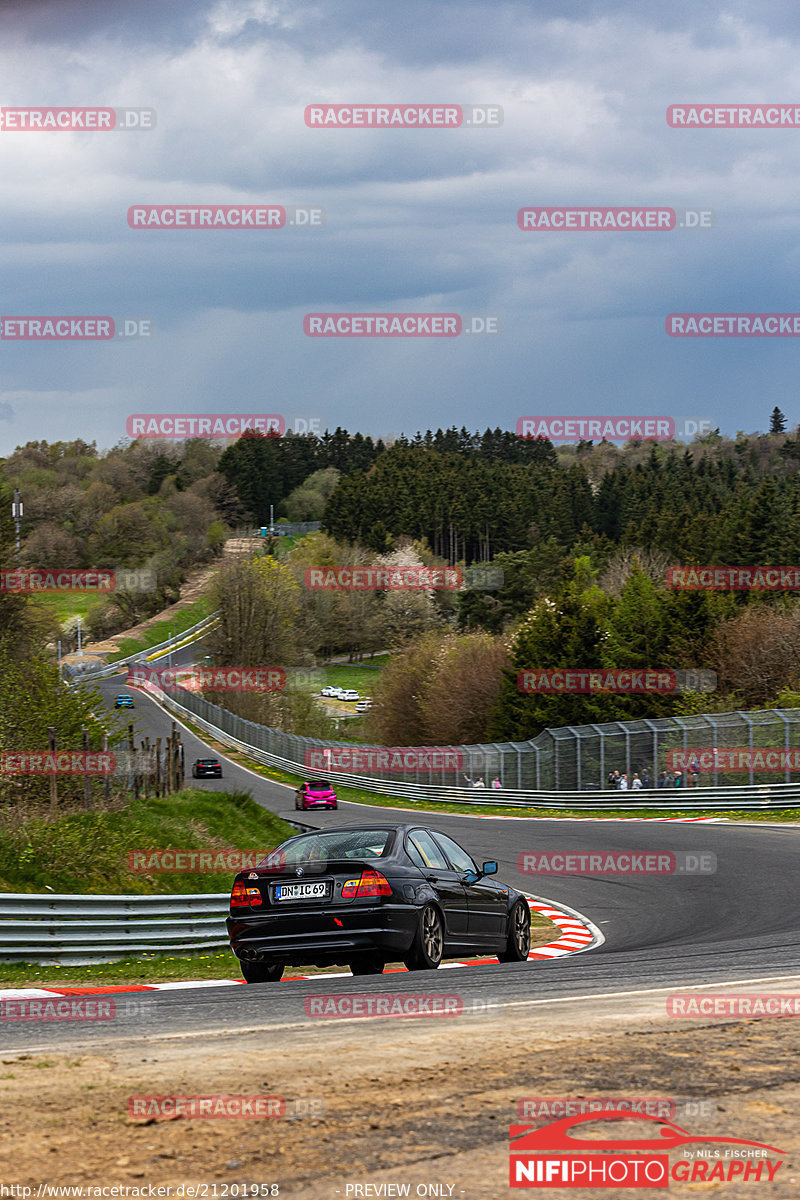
[509,1112,785,1187]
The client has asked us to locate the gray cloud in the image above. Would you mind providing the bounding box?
[1,0,799,453]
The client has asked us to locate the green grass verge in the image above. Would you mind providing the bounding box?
[0,949,246,989]
[321,657,388,694]
[0,788,296,894]
[30,593,97,624]
[107,597,212,662]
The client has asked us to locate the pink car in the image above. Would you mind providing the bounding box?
[295,780,338,810]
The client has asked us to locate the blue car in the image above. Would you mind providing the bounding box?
[114,694,135,708]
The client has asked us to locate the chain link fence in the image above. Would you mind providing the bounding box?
[149,681,800,792]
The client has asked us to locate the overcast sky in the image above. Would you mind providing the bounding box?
[1,0,799,455]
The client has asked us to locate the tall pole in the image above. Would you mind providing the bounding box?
[11,488,22,560]
[77,616,83,665]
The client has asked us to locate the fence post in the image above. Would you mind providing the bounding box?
[129,724,139,800]
[170,722,178,792]
[155,737,162,797]
[102,733,110,804]
[82,727,91,807]
[142,739,150,799]
[48,727,57,814]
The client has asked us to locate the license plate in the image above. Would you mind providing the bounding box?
[276,882,327,901]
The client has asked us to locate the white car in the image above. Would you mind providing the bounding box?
[339,689,360,702]
[355,700,372,713]
[320,686,337,697]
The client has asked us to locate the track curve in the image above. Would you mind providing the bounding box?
[7,675,797,1054]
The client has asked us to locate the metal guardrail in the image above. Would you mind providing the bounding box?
[64,613,220,681]
[149,682,800,811]
[0,892,230,962]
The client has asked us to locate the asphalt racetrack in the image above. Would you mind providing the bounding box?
[6,674,799,1055]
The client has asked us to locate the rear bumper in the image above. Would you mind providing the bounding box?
[227,903,416,966]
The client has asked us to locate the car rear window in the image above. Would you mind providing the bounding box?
[306,781,331,790]
[269,829,393,865]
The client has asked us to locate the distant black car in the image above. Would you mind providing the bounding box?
[192,758,222,778]
[227,823,531,983]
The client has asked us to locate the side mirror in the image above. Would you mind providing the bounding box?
[482,861,498,876]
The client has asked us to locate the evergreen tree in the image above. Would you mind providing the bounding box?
[770,406,787,434]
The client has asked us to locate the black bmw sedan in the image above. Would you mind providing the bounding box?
[227,823,531,982]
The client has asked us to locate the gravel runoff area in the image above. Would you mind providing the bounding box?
[2,979,800,1197]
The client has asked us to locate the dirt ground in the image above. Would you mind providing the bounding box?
[2,984,799,1198]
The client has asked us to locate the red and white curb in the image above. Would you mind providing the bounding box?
[0,897,601,1001]
[468,814,724,822]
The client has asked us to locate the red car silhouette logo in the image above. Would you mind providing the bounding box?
[510,1111,785,1155]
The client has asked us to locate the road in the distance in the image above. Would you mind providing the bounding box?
[14,672,795,1055]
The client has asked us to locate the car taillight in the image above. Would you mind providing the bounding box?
[341,870,392,899]
[231,881,262,907]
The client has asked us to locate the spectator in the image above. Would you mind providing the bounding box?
[619,773,629,790]
[473,777,485,789]
[688,755,700,788]
[607,769,620,789]
[641,768,651,789]
[674,771,684,788]
[631,772,642,790]
[491,777,502,789]
[657,770,667,788]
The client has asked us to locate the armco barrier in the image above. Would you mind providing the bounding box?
[147,681,800,810]
[0,892,230,962]
[63,613,219,682]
